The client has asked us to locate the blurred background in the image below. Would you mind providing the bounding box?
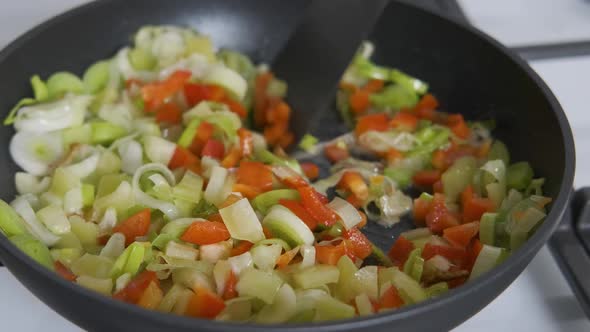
[0,0,589,331]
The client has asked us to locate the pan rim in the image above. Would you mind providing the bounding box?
[0,0,576,330]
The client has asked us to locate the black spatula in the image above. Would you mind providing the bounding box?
[271,0,390,140]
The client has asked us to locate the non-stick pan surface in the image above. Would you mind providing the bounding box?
[0,0,575,331]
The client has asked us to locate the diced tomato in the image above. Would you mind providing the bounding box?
[220,147,242,168]
[183,83,225,107]
[422,243,466,265]
[189,121,215,156]
[113,271,159,304]
[112,208,151,246]
[254,72,274,127]
[413,196,432,226]
[276,247,299,268]
[390,112,419,132]
[349,89,371,114]
[232,183,262,200]
[315,242,349,265]
[301,162,320,181]
[236,161,273,191]
[155,103,182,124]
[279,199,318,231]
[343,228,372,260]
[324,143,350,163]
[230,241,254,257]
[54,261,76,281]
[222,271,238,300]
[137,281,163,310]
[142,70,192,111]
[384,148,403,165]
[337,171,369,202]
[364,79,385,93]
[168,146,199,170]
[461,186,496,223]
[425,194,460,233]
[388,236,414,267]
[180,221,231,245]
[185,287,226,319]
[355,113,390,137]
[443,222,480,248]
[298,186,338,227]
[237,128,254,157]
[413,93,439,120]
[412,170,442,187]
[201,139,225,160]
[379,285,404,309]
[447,114,470,139]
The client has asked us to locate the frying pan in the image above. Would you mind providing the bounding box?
[0,0,575,331]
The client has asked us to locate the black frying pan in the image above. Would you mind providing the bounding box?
[0,0,575,331]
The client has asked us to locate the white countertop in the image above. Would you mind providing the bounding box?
[1,1,590,331]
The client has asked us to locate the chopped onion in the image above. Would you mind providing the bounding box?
[36,204,71,235]
[228,252,253,276]
[165,241,199,260]
[300,245,316,269]
[327,197,362,230]
[251,243,282,271]
[98,207,118,234]
[98,101,135,131]
[115,48,157,81]
[219,198,265,243]
[132,163,179,220]
[100,233,126,258]
[204,166,230,206]
[358,130,417,153]
[115,273,131,293]
[213,260,232,296]
[63,153,100,179]
[10,130,64,175]
[143,135,176,165]
[14,95,92,133]
[200,241,232,264]
[15,172,50,195]
[64,187,84,214]
[11,196,59,245]
[119,140,143,175]
[159,53,211,80]
[203,64,248,100]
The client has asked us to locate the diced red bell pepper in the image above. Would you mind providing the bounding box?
[185,287,226,319]
[379,285,404,309]
[355,113,390,137]
[343,228,372,260]
[113,271,159,304]
[413,196,433,226]
[315,242,350,265]
[221,97,247,118]
[220,147,242,168]
[201,139,225,160]
[168,146,199,170]
[384,148,404,165]
[388,236,414,267]
[447,114,470,139]
[425,194,460,233]
[254,72,274,127]
[222,270,238,300]
[390,112,419,132]
[412,170,442,187]
[237,128,254,157]
[443,222,480,248]
[155,102,182,124]
[464,239,483,271]
[142,70,192,111]
[364,79,385,93]
[298,186,339,227]
[337,171,369,202]
[189,121,215,156]
[461,186,496,223]
[112,208,151,246]
[276,247,300,268]
[279,199,318,231]
[236,161,273,191]
[324,143,350,163]
[433,180,444,193]
[230,241,254,257]
[422,243,466,265]
[349,89,371,114]
[183,83,225,107]
[54,261,76,281]
[301,162,320,181]
[232,183,261,200]
[181,221,231,245]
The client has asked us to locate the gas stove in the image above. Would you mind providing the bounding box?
[1,1,590,331]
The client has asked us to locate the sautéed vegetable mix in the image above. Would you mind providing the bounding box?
[0,26,550,322]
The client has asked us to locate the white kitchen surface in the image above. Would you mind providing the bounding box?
[1,1,590,331]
